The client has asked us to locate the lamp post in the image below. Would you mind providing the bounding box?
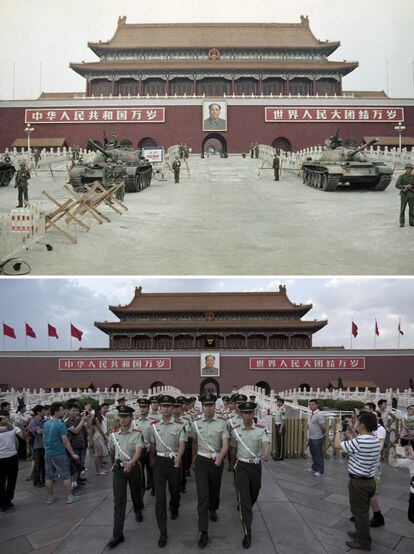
[24,124,34,153]
[394,122,406,153]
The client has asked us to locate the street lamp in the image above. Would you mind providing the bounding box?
[24,124,34,152]
[394,122,406,153]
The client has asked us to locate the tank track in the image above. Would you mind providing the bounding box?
[303,168,340,192]
[372,174,392,191]
[0,166,15,187]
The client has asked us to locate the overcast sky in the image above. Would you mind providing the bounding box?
[0,0,413,100]
[0,277,412,351]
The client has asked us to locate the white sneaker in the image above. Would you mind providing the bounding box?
[306,468,314,473]
[313,472,322,477]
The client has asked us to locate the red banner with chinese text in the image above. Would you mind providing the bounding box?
[59,358,172,370]
[249,357,365,369]
[25,107,165,124]
[265,107,404,123]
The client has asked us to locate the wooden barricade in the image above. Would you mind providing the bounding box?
[42,191,90,244]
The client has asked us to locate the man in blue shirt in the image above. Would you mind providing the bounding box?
[43,403,81,505]
[28,405,46,487]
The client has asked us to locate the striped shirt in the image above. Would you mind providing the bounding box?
[341,434,381,477]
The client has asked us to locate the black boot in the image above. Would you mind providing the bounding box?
[198,531,209,548]
[370,511,385,527]
[242,534,251,549]
[135,509,143,522]
[209,510,218,522]
[106,535,124,548]
[158,533,167,547]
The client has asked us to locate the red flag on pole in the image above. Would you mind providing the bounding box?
[351,321,358,338]
[398,319,404,336]
[70,323,83,341]
[375,319,380,336]
[25,323,36,339]
[3,323,16,338]
[48,323,58,339]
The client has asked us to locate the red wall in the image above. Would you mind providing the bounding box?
[0,351,412,394]
[2,104,413,153]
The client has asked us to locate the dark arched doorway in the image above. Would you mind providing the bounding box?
[272,137,292,152]
[137,137,158,149]
[109,383,123,391]
[298,383,311,391]
[199,378,220,396]
[255,381,271,395]
[201,133,227,156]
[150,381,164,391]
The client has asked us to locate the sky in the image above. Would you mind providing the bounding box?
[0,277,413,351]
[0,0,413,100]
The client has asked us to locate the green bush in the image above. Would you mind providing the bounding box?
[296,398,365,411]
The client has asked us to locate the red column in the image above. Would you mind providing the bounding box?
[86,79,90,97]
[139,78,143,96]
[129,336,133,349]
[287,335,292,349]
[231,75,235,95]
[111,79,116,96]
[266,335,270,348]
[312,78,317,96]
[193,76,197,95]
[283,78,290,95]
[165,76,170,96]
[223,334,226,349]
[336,79,342,95]
[259,76,263,95]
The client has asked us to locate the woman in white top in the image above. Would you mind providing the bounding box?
[92,406,108,475]
[0,410,26,512]
[13,405,30,460]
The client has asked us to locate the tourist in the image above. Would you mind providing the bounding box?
[92,405,108,475]
[64,403,87,491]
[29,404,46,487]
[13,404,30,460]
[231,401,270,549]
[399,405,414,449]
[307,399,326,476]
[106,406,144,549]
[43,402,81,505]
[0,401,11,414]
[389,444,414,525]
[377,399,396,457]
[395,163,414,227]
[335,411,381,551]
[370,411,386,527]
[0,410,27,512]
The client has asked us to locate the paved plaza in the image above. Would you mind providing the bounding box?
[1,455,413,553]
[1,156,413,275]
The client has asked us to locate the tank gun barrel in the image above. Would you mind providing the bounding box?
[351,138,378,157]
[87,139,110,157]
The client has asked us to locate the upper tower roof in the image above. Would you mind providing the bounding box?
[88,16,340,55]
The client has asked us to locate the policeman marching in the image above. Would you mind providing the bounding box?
[106,406,144,549]
[232,401,271,549]
[227,393,248,471]
[14,162,31,207]
[190,392,229,548]
[149,395,187,548]
[133,398,153,503]
[172,156,181,183]
[173,396,192,492]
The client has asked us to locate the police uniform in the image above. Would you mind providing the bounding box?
[172,160,181,183]
[273,400,287,460]
[107,406,144,548]
[113,161,127,201]
[149,395,186,547]
[272,156,280,181]
[395,164,414,227]
[174,396,192,491]
[15,164,31,207]
[227,394,248,470]
[232,402,270,549]
[133,398,153,498]
[190,393,230,548]
[102,160,114,190]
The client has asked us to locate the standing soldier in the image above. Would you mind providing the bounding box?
[102,158,114,202]
[272,154,280,181]
[33,148,41,167]
[149,395,186,548]
[106,406,144,549]
[113,160,127,201]
[133,398,152,508]
[273,398,286,460]
[232,401,271,549]
[250,143,254,158]
[14,162,31,208]
[190,393,229,548]
[172,157,181,183]
[396,163,414,227]
[254,143,259,159]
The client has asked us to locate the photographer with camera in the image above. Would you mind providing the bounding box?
[389,444,414,525]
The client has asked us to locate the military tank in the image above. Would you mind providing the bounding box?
[0,157,16,187]
[68,139,152,193]
[301,134,393,192]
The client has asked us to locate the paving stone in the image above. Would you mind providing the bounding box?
[395,537,414,553]
[282,490,348,515]
[0,535,33,554]
[26,519,83,550]
[0,513,62,542]
[291,502,346,528]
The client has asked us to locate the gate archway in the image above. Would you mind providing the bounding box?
[255,381,271,395]
[137,137,158,149]
[272,136,292,152]
[199,378,220,396]
[201,133,227,156]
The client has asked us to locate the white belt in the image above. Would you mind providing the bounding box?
[238,457,260,464]
[157,452,177,458]
[198,451,218,459]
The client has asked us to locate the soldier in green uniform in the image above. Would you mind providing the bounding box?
[148,395,161,421]
[113,160,127,201]
[272,154,280,181]
[172,397,191,493]
[33,148,41,167]
[106,406,144,549]
[190,393,230,548]
[133,398,152,504]
[102,158,114,191]
[395,163,414,227]
[273,398,286,460]
[149,395,186,548]
[232,401,271,549]
[172,157,181,183]
[227,394,247,471]
[14,162,31,208]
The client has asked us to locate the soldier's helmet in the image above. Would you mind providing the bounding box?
[406,163,413,169]
[107,158,112,163]
[117,160,122,165]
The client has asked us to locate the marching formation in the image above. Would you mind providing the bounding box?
[106,392,270,550]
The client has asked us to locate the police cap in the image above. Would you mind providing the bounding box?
[232,393,248,404]
[173,397,184,407]
[238,401,257,413]
[158,395,175,406]
[116,405,135,416]
[175,395,188,404]
[199,392,217,405]
[406,163,413,169]
[137,398,150,407]
[117,397,126,402]
[149,396,159,403]
[221,395,230,402]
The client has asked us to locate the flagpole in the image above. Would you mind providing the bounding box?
[398,318,401,349]
[70,322,72,351]
[373,320,376,349]
[25,322,27,350]
[2,321,4,350]
[350,319,353,349]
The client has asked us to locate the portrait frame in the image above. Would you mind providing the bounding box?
[200,351,221,377]
[202,101,227,132]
